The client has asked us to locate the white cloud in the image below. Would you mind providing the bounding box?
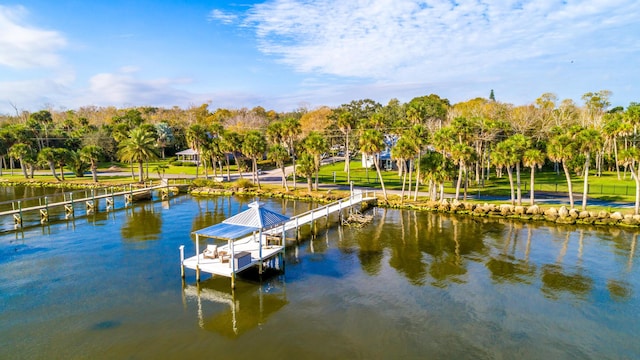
[0,5,67,68]
[245,0,640,86]
[208,9,238,24]
[81,68,194,107]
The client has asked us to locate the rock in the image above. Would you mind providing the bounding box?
[568,208,579,219]
[500,204,514,215]
[558,206,569,219]
[579,211,590,219]
[610,212,624,221]
[597,211,610,219]
[526,205,541,215]
[545,207,558,216]
[514,206,525,215]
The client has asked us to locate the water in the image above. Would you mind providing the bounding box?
[0,188,639,359]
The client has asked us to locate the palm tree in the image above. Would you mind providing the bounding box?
[404,124,429,200]
[419,151,453,201]
[575,128,603,210]
[54,148,73,181]
[391,137,415,203]
[303,131,329,190]
[359,129,388,201]
[79,145,103,182]
[296,153,315,192]
[336,112,355,180]
[268,144,290,191]
[282,117,301,189]
[186,124,209,178]
[37,147,61,181]
[547,134,576,208]
[221,131,243,180]
[8,143,33,178]
[450,143,476,201]
[496,134,529,205]
[118,127,159,182]
[154,122,174,159]
[242,130,267,188]
[618,148,640,214]
[523,148,546,205]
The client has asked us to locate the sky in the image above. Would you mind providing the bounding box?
[0,0,639,115]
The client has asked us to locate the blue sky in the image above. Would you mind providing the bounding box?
[0,0,638,115]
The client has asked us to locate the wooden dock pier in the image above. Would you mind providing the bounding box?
[0,180,189,229]
[181,190,377,288]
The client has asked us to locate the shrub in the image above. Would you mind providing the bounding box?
[233,178,255,189]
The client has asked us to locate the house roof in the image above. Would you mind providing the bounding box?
[193,201,290,240]
[176,148,199,155]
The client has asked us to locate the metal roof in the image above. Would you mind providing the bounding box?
[223,201,290,229]
[194,222,258,240]
[193,201,290,240]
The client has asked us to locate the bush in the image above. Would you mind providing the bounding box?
[233,178,255,189]
[191,178,224,189]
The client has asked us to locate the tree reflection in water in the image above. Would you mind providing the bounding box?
[121,203,162,242]
[345,209,639,303]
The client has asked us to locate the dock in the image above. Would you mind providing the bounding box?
[180,189,376,288]
[0,179,189,228]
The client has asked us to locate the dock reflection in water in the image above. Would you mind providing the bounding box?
[182,274,287,338]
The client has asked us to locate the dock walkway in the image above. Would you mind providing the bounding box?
[0,181,188,227]
[181,190,376,287]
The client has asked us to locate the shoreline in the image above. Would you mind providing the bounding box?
[3,177,640,229]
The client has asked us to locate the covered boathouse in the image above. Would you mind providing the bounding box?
[180,201,290,288]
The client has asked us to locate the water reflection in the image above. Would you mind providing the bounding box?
[121,204,162,242]
[183,276,287,338]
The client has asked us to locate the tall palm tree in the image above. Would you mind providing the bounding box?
[242,130,267,188]
[282,117,301,189]
[268,144,290,191]
[359,129,388,201]
[450,143,475,201]
[391,137,415,203]
[118,127,159,182]
[185,124,209,178]
[547,134,576,208]
[618,148,640,215]
[336,112,355,179]
[221,131,243,180]
[404,124,429,200]
[523,148,546,205]
[575,128,603,210]
[303,131,329,190]
[37,147,61,181]
[79,145,103,182]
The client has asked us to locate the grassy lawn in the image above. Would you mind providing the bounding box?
[2,156,638,204]
[317,159,638,202]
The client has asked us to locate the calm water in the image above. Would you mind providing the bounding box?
[0,187,639,359]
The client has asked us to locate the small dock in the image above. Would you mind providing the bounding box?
[0,179,189,228]
[180,190,376,288]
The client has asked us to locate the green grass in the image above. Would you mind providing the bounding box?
[316,159,638,202]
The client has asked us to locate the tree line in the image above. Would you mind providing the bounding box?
[2,90,640,213]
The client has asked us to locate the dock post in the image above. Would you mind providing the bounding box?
[40,197,49,224]
[311,210,315,237]
[196,265,200,282]
[14,201,23,228]
[179,245,185,278]
[295,217,299,240]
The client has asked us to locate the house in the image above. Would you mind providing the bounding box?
[176,148,200,164]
